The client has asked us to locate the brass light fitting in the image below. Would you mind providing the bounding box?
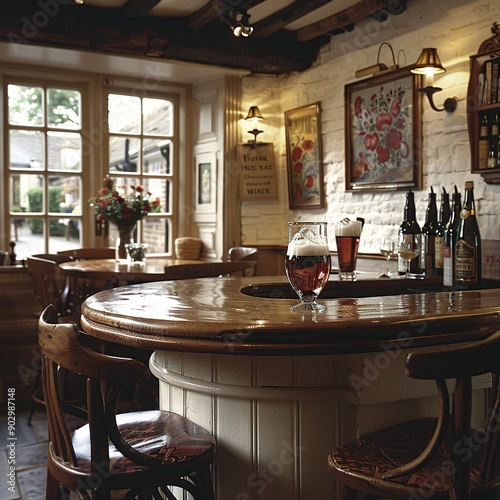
[355,42,399,78]
[244,106,264,142]
[411,48,457,112]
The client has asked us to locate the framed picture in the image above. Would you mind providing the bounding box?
[345,66,422,191]
[285,103,324,209]
[195,152,216,213]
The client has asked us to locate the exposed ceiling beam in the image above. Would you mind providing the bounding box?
[253,0,332,39]
[0,0,407,75]
[295,0,404,42]
[122,0,161,17]
[188,0,265,31]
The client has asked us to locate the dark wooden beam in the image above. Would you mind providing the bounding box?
[188,0,265,31]
[122,0,161,18]
[295,0,405,42]
[0,2,321,74]
[253,0,331,39]
[0,0,407,75]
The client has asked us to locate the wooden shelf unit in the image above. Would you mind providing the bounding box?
[467,22,500,184]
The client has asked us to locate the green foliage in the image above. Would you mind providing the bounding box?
[27,186,66,236]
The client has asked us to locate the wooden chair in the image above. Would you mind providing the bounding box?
[26,255,76,425]
[27,255,73,316]
[39,304,216,500]
[57,247,116,318]
[228,246,258,276]
[328,329,500,499]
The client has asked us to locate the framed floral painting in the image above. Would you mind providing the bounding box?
[195,151,216,213]
[285,103,324,209]
[345,66,422,191]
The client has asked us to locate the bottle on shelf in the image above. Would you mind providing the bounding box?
[434,187,449,277]
[443,186,461,287]
[496,117,500,168]
[478,113,489,169]
[439,186,451,228]
[421,186,438,276]
[454,181,482,287]
[488,113,499,168]
[398,187,422,276]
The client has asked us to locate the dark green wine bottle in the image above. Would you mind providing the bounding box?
[422,186,438,276]
[398,188,422,275]
[443,186,461,287]
[454,181,481,287]
[434,187,449,277]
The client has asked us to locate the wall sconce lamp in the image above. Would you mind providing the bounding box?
[411,48,457,112]
[225,7,254,37]
[355,42,399,78]
[244,106,264,142]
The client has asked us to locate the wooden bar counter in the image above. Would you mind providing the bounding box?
[80,276,500,500]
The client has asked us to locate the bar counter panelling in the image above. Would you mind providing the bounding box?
[80,276,500,500]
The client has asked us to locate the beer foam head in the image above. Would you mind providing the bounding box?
[287,228,329,256]
[335,218,362,237]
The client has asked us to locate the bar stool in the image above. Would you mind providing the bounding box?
[328,328,500,498]
[39,304,216,500]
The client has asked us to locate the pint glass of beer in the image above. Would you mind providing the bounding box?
[286,221,331,312]
[335,218,362,280]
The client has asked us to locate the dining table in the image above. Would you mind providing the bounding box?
[80,275,500,500]
[59,257,255,286]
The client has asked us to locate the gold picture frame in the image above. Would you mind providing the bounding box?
[285,103,325,209]
[345,66,422,191]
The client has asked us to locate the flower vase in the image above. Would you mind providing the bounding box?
[115,224,135,263]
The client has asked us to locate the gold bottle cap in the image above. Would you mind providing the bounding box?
[465,181,474,189]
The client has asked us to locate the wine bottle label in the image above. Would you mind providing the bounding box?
[443,246,453,286]
[455,239,477,281]
[435,236,444,268]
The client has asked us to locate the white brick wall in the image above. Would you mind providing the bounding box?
[240,0,500,255]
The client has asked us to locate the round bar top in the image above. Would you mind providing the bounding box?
[80,276,500,355]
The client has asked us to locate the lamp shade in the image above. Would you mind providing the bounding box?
[245,106,264,121]
[411,48,446,75]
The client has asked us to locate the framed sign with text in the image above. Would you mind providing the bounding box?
[237,143,278,201]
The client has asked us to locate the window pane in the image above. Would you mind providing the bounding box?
[48,175,82,216]
[143,98,173,136]
[143,178,168,214]
[48,131,82,171]
[8,84,43,126]
[143,138,171,174]
[143,217,168,254]
[109,136,140,172]
[48,215,81,248]
[9,130,44,169]
[11,217,45,259]
[108,94,141,134]
[10,173,44,214]
[47,88,81,129]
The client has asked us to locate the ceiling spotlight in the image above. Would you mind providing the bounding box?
[226,7,253,38]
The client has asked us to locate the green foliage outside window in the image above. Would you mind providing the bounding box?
[27,186,66,236]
